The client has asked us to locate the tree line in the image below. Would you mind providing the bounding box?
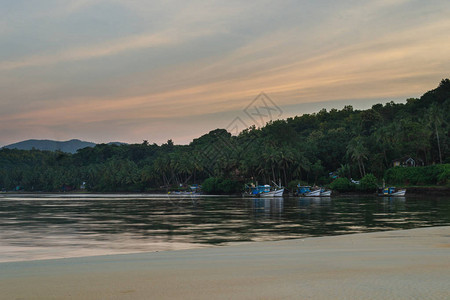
[1,79,449,193]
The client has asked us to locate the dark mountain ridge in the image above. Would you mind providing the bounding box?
[3,139,105,154]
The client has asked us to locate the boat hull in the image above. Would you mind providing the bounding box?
[391,190,406,196]
[260,188,284,197]
[378,190,406,197]
[304,190,321,197]
[299,189,332,197]
[378,187,406,197]
[320,190,332,197]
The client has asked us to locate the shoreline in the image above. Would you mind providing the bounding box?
[2,189,449,198]
[1,226,449,299]
[2,184,449,197]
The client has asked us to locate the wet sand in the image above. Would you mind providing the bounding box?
[1,226,449,299]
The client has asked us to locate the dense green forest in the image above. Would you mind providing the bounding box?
[1,79,449,193]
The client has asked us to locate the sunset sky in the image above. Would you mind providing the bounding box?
[1,0,449,146]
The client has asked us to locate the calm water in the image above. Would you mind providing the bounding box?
[0,194,449,262]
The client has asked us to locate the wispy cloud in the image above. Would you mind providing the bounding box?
[1,0,449,145]
[0,27,218,71]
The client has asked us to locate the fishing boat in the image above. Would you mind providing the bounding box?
[305,189,321,197]
[378,187,406,197]
[168,184,202,196]
[297,186,311,196]
[297,185,331,197]
[319,189,332,197]
[244,183,284,197]
[260,187,285,197]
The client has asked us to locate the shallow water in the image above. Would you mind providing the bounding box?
[0,194,449,262]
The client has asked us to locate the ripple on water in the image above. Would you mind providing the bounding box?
[0,195,449,262]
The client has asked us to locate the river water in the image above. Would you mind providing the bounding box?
[0,194,449,262]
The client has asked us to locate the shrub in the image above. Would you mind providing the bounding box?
[437,165,450,185]
[329,177,355,192]
[358,173,378,192]
[218,179,241,194]
[202,177,242,194]
[384,164,450,186]
[202,177,219,194]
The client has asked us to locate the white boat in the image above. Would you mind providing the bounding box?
[298,185,331,197]
[389,189,406,196]
[378,187,406,197]
[260,188,285,197]
[244,184,284,197]
[304,189,321,197]
[320,190,332,197]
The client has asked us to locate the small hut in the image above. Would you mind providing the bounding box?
[392,156,416,167]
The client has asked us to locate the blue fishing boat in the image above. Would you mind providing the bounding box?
[378,187,406,197]
[297,185,331,197]
[244,184,284,197]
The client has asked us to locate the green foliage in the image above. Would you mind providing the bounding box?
[201,177,218,194]
[202,177,241,194]
[384,164,450,186]
[437,165,450,185]
[329,178,355,192]
[0,79,449,192]
[218,179,242,194]
[358,174,379,192]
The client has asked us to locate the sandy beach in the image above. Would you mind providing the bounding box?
[1,226,449,299]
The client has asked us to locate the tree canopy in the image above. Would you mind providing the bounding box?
[1,79,449,192]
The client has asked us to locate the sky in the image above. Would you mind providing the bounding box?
[1,0,449,146]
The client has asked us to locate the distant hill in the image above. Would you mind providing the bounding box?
[3,139,96,154]
[107,142,127,146]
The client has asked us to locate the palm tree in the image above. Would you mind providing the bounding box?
[337,163,351,179]
[427,104,444,164]
[373,126,390,166]
[310,160,324,184]
[292,152,311,182]
[346,137,369,178]
[154,155,170,188]
[262,149,277,183]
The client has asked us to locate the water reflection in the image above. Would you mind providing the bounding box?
[250,198,284,218]
[0,195,449,262]
[298,197,332,207]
